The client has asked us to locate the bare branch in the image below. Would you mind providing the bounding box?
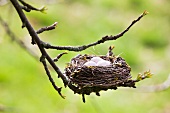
[31,22,58,44]
[10,0,68,94]
[36,22,58,34]
[40,56,65,98]
[43,11,149,52]
[19,0,47,13]
[0,16,67,98]
[53,52,68,62]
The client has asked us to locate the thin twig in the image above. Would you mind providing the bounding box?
[53,52,68,62]
[36,22,58,34]
[40,56,65,98]
[18,0,47,13]
[31,22,58,44]
[43,11,148,51]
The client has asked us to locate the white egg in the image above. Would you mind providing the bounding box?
[83,61,97,66]
[97,60,111,66]
[91,57,103,63]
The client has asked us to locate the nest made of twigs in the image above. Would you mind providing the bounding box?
[65,55,135,102]
[65,46,152,102]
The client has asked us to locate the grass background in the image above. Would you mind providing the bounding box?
[0,0,170,113]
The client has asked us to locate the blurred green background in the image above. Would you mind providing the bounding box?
[0,0,170,113]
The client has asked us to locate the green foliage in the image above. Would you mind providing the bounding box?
[137,70,153,81]
[0,0,170,113]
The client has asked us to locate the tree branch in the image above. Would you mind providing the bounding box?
[40,56,65,98]
[53,52,68,62]
[19,0,47,13]
[36,22,58,34]
[43,11,148,51]
[10,0,68,98]
[9,0,148,100]
[31,22,58,44]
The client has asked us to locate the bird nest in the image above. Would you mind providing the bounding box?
[65,46,152,102]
